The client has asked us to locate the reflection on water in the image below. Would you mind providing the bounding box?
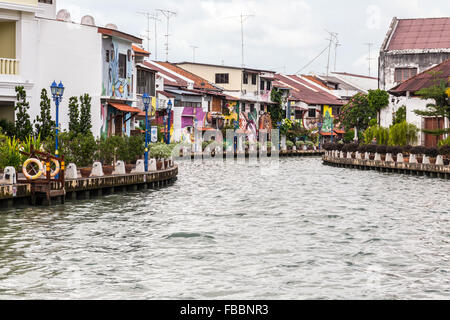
[0,158,449,299]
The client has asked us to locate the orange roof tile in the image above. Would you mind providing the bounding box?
[132,45,150,56]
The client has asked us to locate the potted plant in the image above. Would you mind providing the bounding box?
[424,147,439,164]
[376,145,388,161]
[387,146,402,162]
[411,146,427,164]
[80,167,92,178]
[366,144,377,160]
[347,143,359,159]
[357,144,367,159]
[286,140,294,151]
[438,145,450,165]
[150,143,168,170]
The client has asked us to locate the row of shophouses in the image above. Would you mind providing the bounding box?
[0,1,448,146]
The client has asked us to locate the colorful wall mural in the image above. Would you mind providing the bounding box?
[322,105,334,133]
[102,38,133,99]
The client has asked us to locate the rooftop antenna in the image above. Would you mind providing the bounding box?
[157,9,177,62]
[366,42,374,77]
[325,30,338,76]
[334,39,341,71]
[190,45,199,63]
[225,12,255,68]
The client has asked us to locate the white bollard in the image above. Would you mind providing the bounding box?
[65,163,78,179]
[347,152,352,159]
[113,161,126,175]
[375,153,382,161]
[422,155,430,164]
[436,155,444,166]
[1,167,17,185]
[365,152,370,160]
[340,151,344,159]
[90,162,104,177]
[132,160,145,173]
[292,146,297,151]
[386,153,394,162]
[356,152,362,160]
[409,154,417,164]
[397,153,404,163]
[149,159,157,171]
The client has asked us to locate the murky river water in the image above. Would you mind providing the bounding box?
[0,158,449,299]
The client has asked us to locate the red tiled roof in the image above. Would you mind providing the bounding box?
[302,75,331,89]
[275,74,344,106]
[132,45,150,56]
[331,72,378,80]
[389,59,450,95]
[156,62,219,91]
[143,61,189,88]
[157,90,175,98]
[109,102,142,114]
[387,18,450,51]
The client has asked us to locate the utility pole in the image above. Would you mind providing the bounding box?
[366,42,374,77]
[239,13,255,68]
[157,9,177,62]
[138,12,161,60]
[190,45,198,62]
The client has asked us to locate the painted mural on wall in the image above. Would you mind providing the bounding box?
[102,39,133,99]
[322,105,334,133]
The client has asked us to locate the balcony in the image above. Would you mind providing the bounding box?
[0,58,19,75]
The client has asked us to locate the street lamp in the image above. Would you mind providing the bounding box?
[167,100,173,144]
[50,81,65,156]
[142,93,151,172]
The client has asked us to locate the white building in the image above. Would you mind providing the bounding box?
[0,0,148,138]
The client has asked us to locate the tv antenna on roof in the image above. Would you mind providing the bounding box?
[190,45,199,63]
[225,12,255,68]
[157,9,177,62]
[366,42,375,77]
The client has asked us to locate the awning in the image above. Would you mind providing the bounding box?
[320,132,338,136]
[334,129,346,134]
[109,102,143,114]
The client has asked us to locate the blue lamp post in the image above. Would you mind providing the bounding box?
[50,81,65,156]
[142,93,151,172]
[167,100,173,144]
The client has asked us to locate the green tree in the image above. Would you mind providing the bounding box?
[388,121,419,146]
[339,93,377,132]
[79,94,92,135]
[368,89,390,112]
[393,105,407,125]
[68,96,80,135]
[269,88,284,126]
[414,72,450,140]
[14,86,33,141]
[34,88,55,140]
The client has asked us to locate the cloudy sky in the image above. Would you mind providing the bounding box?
[58,0,449,76]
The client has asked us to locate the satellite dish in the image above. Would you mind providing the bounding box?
[105,23,118,30]
[81,15,96,26]
[56,9,71,22]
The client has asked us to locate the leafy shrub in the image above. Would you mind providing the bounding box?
[388,121,419,146]
[387,146,402,155]
[0,136,22,170]
[358,144,367,153]
[438,145,450,156]
[347,143,359,153]
[376,145,388,154]
[69,133,97,168]
[424,147,439,158]
[411,146,427,155]
[403,145,413,155]
[150,143,171,159]
[286,141,294,150]
[366,144,377,154]
[438,136,450,147]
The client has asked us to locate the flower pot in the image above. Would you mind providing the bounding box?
[403,157,410,163]
[392,156,398,162]
[381,155,386,161]
[103,165,114,176]
[164,159,169,168]
[125,164,134,174]
[156,160,163,171]
[416,156,423,164]
[429,158,437,165]
[80,167,92,178]
[369,155,375,161]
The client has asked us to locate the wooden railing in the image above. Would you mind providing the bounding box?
[0,58,19,75]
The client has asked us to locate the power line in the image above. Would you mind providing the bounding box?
[295,45,329,75]
[157,9,177,62]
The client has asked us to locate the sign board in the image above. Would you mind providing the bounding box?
[151,126,158,143]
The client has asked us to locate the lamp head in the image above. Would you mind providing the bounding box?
[50,81,58,97]
[57,81,65,97]
[142,93,151,107]
[167,99,173,110]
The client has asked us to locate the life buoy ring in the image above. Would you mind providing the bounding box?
[40,159,61,177]
[23,158,44,180]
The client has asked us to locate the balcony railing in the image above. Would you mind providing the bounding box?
[0,58,19,75]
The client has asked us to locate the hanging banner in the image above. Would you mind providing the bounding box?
[322,105,334,133]
[151,126,158,143]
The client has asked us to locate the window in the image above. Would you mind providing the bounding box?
[260,80,265,91]
[137,69,155,95]
[243,73,249,84]
[308,108,317,118]
[252,74,257,85]
[394,68,417,83]
[267,81,272,91]
[295,110,303,120]
[105,50,110,63]
[119,54,127,78]
[250,104,255,113]
[215,73,229,84]
[38,0,53,3]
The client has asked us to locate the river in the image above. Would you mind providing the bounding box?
[0,158,448,299]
